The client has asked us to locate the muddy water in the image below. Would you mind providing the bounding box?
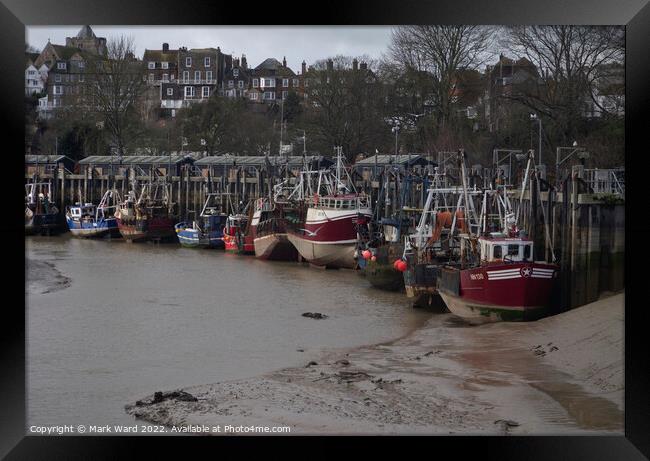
[26,235,433,430]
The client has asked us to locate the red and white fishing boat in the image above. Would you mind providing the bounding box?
[438,232,559,322]
[286,147,372,269]
[438,150,559,323]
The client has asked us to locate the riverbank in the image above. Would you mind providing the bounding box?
[125,292,624,434]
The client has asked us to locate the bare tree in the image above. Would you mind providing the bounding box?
[303,56,389,160]
[388,26,496,127]
[81,35,147,158]
[501,26,624,140]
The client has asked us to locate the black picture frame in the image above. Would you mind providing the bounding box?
[2,0,648,458]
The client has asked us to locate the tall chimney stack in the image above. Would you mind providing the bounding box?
[162,42,169,52]
[352,58,358,71]
[241,54,247,69]
[301,60,306,75]
[326,59,333,71]
[282,56,287,67]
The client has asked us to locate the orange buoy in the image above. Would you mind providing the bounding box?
[396,260,407,272]
[362,250,372,260]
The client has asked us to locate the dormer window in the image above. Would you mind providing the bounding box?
[233,68,239,77]
[148,62,155,69]
[161,61,168,69]
[185,57,192,67]
[204,57,210,67]
[57,62,66,70]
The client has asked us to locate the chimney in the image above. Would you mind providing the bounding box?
[282,56,287,67]
[352,58,358,71]
[241,54,247,69]
[326,59,333,71]
[301,60,306,75]
[360,61,367,70]
[233,57,239,67]
[162,42,169,53]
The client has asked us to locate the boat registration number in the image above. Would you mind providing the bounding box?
[470,273,484,280]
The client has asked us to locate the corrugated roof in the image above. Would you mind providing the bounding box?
[195,155,331,167]
[25,154,71,164]
[354,154,435,166]
[78,154,197,165]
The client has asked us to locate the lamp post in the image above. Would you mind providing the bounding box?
[391,121,400,167]
[530,113,542,166]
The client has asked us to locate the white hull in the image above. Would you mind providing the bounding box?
[68,227,112,238]
[439,292,539,324]
[286,233,357,269]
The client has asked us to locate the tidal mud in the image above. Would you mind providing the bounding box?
[126,293,624,435]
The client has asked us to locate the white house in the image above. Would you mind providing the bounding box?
[25,63,48,96]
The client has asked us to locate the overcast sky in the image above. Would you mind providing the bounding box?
[26,26,395,71]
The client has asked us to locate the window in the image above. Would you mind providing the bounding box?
[28,70,36,76]
[263,91,275,100]
[293,78,299,87]
[523,244,531,260]
[78,61,84,69]
[171,73,175,81]
[167,88,173,96]
[149,74,154,82]
[195,71,201,82]
[228,80,234,88]
[202,86,209,98]
[185,57,192,67]
[233,68,239,77]
[206,71,213,82]
[55,74,61,82]
[162,73,169,82]
[161,61,168,69]
[507,244,520,256]
[282,78,288,87]
[249,92,258,100]
[148,62,155,69]
[184,86,195,98]
[78,73,84,82]
[204,57,210,67]
[252,78,259,88]
[238,80,244,89]
[53,85,62,95]
[264,78,275,87]
[282,90,288,99]
[493,245,502,259]
[182,71,189,82]
[57,62,66,70]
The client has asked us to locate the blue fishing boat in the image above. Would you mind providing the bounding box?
[175,193,227,248]
[65,189,121,238]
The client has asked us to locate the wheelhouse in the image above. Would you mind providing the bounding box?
[479,233,534,263]
[317,195,370,210]
[68,203,96,220]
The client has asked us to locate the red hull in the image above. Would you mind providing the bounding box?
[223,228,255,254]
[117,216,176,242]
[439,262,558,322]
[294,215,366,244]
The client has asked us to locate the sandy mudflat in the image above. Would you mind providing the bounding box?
[125,293,624,435]
[26,258,71,295]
